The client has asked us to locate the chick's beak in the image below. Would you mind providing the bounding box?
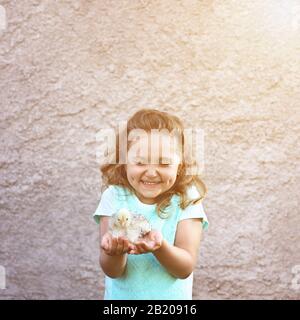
[120,216,127,228]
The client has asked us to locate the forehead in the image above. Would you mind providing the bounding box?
[127,130,181,160]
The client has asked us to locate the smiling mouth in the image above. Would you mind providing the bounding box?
[141,180,161,185]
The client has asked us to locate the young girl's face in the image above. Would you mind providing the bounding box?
[125,131,181,204]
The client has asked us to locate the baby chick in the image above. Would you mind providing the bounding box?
[109,208,132,238]
[109,208,151,243]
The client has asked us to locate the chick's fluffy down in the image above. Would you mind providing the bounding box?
[109,208,151,243]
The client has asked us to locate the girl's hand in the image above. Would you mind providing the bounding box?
[128,230,163,255]
[101,232,135,256]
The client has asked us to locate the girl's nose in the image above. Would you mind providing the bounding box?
[144,165,159,176]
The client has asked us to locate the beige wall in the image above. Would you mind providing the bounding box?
[0,0,299,299]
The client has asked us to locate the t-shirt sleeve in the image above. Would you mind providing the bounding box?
[93,185,116,224]
[178,185,209,230]
[178,202,209,230]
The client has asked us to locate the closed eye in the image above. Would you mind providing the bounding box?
[159,162,171,166]
[134,158,172,166]
[159,159,172,166]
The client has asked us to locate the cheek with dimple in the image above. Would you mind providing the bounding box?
[126,167,141,182]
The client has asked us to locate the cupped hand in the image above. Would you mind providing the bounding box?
[128,230,163,255]
[101,232,135,256]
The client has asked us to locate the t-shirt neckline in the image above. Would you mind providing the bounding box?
[132,191,157,208]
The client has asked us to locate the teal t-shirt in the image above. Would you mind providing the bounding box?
[93,184,209,300]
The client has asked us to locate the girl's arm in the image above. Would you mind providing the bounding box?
[153,218,203,279]
[99,216,130,278]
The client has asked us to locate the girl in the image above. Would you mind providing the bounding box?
[93,109,209,300]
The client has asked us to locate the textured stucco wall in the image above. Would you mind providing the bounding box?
[0,0,299,299]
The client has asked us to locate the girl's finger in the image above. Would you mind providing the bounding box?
[128,243,135,251]
[136,242,147,254]
[101,234,111,251]
[116,237,125,255]
[101,243,108,251]
[152,231,162,243]
[123,239,129,253]
[128,244,136,254]
[144,240,156,252]
[100,238,107,250]
[131,247,140,254]
[130,243,139,254]
[149,233,155,242]
[147,241,156,250]
[111,237,118,255]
